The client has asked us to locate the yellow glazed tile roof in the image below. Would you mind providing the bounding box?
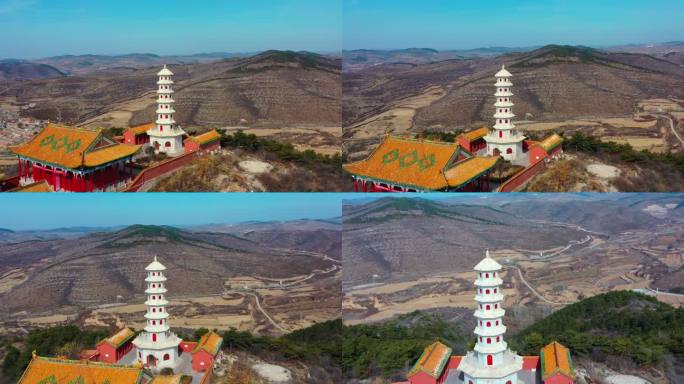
[344,136,462,190]
[444,156,500,188]
[84,143,141,167]
[408,341,452,378]
[460,127,489,142]
[18,355,144,384]
[150,374,183,384]
[536,133,563,152]
[127,122,155,136]
[9,180,53,192]
[194,331,223,356]
[541,341,574,379]
[100,328,135,348]
[10,123,141,169]
[187,130,221,145]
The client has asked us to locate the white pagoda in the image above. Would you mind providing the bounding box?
[147,65,185,157]
[484,65,526,162]
[458,250,523,383]
[132,256,182,371]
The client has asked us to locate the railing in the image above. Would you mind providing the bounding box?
[123,151,199,192]
[497,157,547,192]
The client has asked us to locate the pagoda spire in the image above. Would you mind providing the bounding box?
[458,250,523,383]
[132,256,181,371]
[146,65,186,157]
[484,64,526,162]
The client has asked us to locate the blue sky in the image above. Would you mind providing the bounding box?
[0,0,342,59]
[344,0,684,50]
[0,193,344,230]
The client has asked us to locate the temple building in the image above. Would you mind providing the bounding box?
[9,123,141,191]
[402,251,574,384]
[344,136,500,192]
[132,256,182,372]
[147,65,186,157]
[344,65,564,192]
[18,354,146,384]
[484,65,526,163]
[97,327,136,364]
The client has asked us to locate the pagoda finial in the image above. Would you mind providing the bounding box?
[154,255,158,262]
[501,64,505,70]
[486,249,490,258]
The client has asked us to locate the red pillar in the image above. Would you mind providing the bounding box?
[353,178,358,192]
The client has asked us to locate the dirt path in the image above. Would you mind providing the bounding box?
[229,290,288,332]
[508,266,575,305]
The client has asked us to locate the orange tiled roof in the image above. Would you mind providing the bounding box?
[18,355,144,384]
[194,331,223,356]
[84,143,140,167]
[10,123,141,169]
[99,328,135,348]
[534,133,563,152]
[460,127,489,142]
[541,341,574,380]
[408,341,452,379]
[443,156,500,188]
[127,122,155,136]
[344,136,464,190]
[9,180,52,192]
[187,130,221,145]
[150,374,183,384]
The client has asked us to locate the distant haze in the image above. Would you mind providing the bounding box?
[0,0,341,59]
[343,0,684,50]
[0,193,344,231]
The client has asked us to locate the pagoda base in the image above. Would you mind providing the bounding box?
[458,349,524,384]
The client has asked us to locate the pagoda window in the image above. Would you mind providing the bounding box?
[165,141,171,147]
[485,289,490,294]
[160,320,163,324]
[506,148,512,154]
[496,320,499,326]
[486,321,491,327]
[494,288,497,293]
[487,355,493,365]
[479,337,482,342]
[487,338,491,344]
[152,320,156,325]
[486,305,491,310]
[152,334,157,342]
[497,336,501,342]
[495,304,498,309]
[499,131,503,138]
[485,273,489,278]
[164,353,170,361]
[493,272,496,277]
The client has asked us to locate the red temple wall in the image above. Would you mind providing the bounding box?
[96,343,117,364]
[180,341,197,353]
[408,371,436,384]
[498,157,547,192]
[192,349,214,372]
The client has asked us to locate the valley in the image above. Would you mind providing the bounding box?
[0,50,341,155]
[0,221,341,338]
[342,195,684,329]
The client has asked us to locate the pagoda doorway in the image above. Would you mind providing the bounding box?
[147,354,157,367]
[154,141,160,151]
[493,148,501,156]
